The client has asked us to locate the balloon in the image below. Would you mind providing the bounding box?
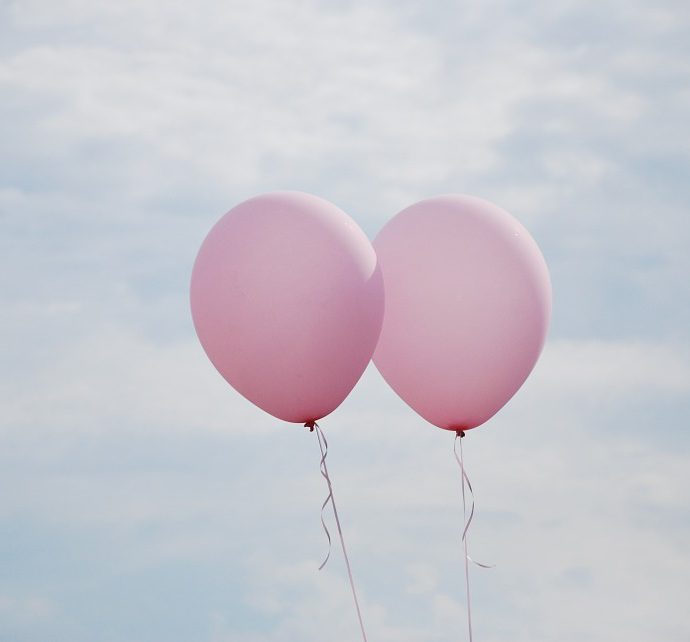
[373,194,551,431]
[190,191,384,424]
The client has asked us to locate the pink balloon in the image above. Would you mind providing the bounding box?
[190,192,384,424]
[373,195,551,432]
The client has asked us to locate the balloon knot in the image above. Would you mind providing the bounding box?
[456,429,465,438]
[304,420,316,432]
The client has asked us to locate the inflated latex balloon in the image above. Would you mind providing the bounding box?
[191,191,384,424]
[373,194,551,431]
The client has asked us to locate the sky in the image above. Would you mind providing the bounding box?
[1,0,689,640]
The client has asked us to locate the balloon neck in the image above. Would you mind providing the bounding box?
[455,429,466,438]
[304,420,316,432]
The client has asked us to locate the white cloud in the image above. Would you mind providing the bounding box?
[0,594,56,622]
[1,0,689,640]
[2,327,688,640]
[1,0,570,230]
[532,339,690,398]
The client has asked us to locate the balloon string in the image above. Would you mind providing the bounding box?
[315,426,333,571]
[306,421,369,642]
[453,431,494,642]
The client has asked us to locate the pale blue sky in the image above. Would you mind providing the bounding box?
[1,1,689,641]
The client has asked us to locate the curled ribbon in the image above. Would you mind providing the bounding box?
[306,421,333,570]
[454,432,494,569]
[305,421,369,642]
[454,431,493,642]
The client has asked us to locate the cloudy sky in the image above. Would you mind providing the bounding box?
[1,0,689,640]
